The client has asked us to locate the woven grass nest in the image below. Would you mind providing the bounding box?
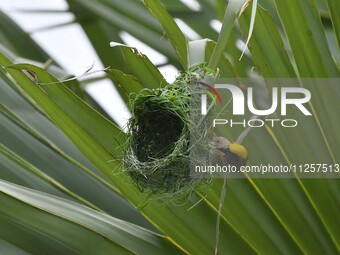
[124,71,213,200]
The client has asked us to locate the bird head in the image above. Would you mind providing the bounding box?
[217,143,248,166]
[209,137,248,167]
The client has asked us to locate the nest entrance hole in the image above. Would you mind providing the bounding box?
[134,101,184,162]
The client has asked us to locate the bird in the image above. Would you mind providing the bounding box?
[209,136,248,171]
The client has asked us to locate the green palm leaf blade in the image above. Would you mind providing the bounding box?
[110,44,167,89]
[238,5,296,78]
[0,179,183,255]
[0,239,30,255]
[5,62,125,158]
[275,0,339,77]
[326,0,340,50]
[106,69,145,102]
[0,66,153,229]
[142,0,188,68]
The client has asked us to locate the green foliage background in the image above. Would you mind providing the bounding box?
[0,0,339,254]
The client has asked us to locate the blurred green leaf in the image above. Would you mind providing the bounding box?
[239,5,296,77]
[208,0,246,70]
[0,180,183,255]
[275,0,339,77]
[0,71,153,229]
[106,69,144,102]
[326,0,340,54]
[110,44,167,88]
[0,10,50,62]
[6,63,125,157]
[142,0,188,68]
